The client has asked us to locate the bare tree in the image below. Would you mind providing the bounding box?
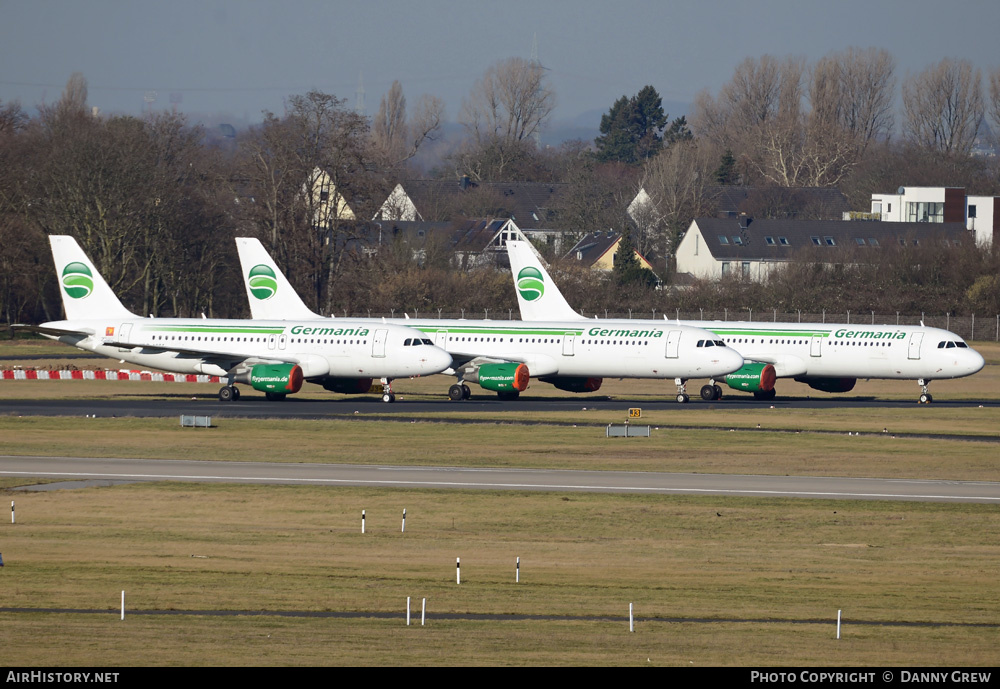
[640,140,717,263]
[988,67,1000,148]
[456,57,554,180]
[811,47,895,152]
[372,80,444,168]
[903,58,984,155]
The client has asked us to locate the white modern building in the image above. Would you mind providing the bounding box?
[870,186,997,246]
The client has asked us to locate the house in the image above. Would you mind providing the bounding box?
[627,185,851,225]
[870,186,998,246]
[674,216,970,280]
[371,217,530,269]
[374,179,571,252]
[306,167,355,230]
[565,231,655,272]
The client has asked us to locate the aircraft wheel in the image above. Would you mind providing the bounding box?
[448,384,465,401]
[919,393,931,404]
[676,393,690,403]
[232,386,241,400]
[700,385,716,401]
[713,385,723,400]
[218,386,234,402]
[382,392,396,403]
[462,384,472,399]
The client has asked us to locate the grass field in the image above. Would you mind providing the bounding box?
[1,338,999,665]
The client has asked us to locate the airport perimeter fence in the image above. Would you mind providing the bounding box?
[349,309,1000,342]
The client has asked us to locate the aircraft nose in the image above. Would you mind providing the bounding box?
[965,349,986,376]
[424,347,453,374]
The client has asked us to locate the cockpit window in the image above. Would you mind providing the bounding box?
[714,340,726,347]
[956,341,968,348]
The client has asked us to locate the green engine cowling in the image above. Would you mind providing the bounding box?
[723,363,777,393]
[249,364,304,394]
[795,376,856,393]
[320,378,374,394]
[472,363,529,393]
[538,375,603,393]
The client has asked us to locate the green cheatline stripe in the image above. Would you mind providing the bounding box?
[413,326,585,336]
[141,325,286,334]
[707,328,830,338]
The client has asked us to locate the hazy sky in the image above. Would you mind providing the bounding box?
[2,0,998,130]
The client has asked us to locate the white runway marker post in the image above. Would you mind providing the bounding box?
[121,591,124,621]
[406,597,411,626]
[629,603,634,632]
[516,556,520,583]
[401,508,406,533]
[422,598,426,626]
[456,557,461,585]
[11,500,14,524]
[361,509,365,534]
[837,609,841,639]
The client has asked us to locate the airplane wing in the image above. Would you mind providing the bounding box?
[743,354,807,377]
[12,324,95,337]
[445,349,559,377]
[105,339,331,378]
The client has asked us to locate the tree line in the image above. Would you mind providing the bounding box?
[2,50,1000,327]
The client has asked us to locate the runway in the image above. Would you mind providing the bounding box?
[0,394,995,420]
[3,455,999,503]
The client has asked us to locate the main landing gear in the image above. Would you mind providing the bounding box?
[218,384,241,402]
[381,377,396,403]
[700,380,723,401]
[675,378,690,403]
[448,382,472,401]
[918,379,933,404]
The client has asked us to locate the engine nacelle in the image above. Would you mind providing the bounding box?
[724,363,777,393]
[320,377,375,394]
[468,363,529,393]
[538,375,603,393]
[795,376,857,393]
[248,363,303,394]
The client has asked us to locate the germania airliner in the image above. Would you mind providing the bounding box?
[235,237,744,401]
[506,240,984,403]
[15,236,452,402]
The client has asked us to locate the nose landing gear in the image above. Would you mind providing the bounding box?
[918,379,933,404]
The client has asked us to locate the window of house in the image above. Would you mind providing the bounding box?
[732,236,743,245]
[721,262,731,276]
[765,236,775,245]
[868,238,879,246]
[824,237,836,246]
[718,235,729,244]
[969,204,977,219]
[906,201,944,223]
[855,237,866,245]
[778,237,789,245]
[811,236,821,245]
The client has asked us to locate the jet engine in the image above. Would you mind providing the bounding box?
[723,363,777,393]
[538,375,603,393]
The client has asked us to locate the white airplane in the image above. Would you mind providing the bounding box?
[235,237,745,401]
[506,240,985,404]
[15,236,453,403]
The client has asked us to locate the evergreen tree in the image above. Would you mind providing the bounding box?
[613,227,659,287]
[595,85,681,164]
[714,149,738,185]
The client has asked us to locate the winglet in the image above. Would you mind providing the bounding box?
[235,237,322,320]
[48,236,135,321]
[506,240,584,321]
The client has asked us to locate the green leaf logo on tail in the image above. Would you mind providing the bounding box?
[248,264,278,300]
[61,262,94,299]
[517,266,544,302]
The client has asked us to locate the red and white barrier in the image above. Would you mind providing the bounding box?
[1,369,222,383]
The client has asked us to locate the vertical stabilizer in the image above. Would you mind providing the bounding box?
[49,236,135,321]
[235,237,323,320]
[506,240,584,321]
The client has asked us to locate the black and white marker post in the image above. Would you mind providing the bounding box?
[361,509,365,534]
